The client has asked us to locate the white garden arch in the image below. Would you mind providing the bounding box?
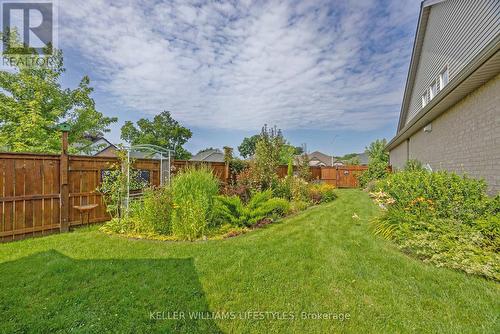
[123,144,174,214]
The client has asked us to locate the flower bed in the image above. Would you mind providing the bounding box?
[372,170,499,280]
[101,167,338,241]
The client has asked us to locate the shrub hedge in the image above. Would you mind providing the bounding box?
[373,170,499,280]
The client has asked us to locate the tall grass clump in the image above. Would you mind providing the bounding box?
[132,187,173,234]
[171,166,219,240]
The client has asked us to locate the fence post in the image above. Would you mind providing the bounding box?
[335,166,339,188]
[59,125,70,232]
[225,162,230,184]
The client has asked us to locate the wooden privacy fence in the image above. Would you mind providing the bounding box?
[0,145,366,242]
[276,165,367,188]
[319,165,367,188]
[0,151,229,242]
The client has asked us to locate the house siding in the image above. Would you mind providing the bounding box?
[389,140,408,170]
[390,73,500,194]
[405,0,500,125]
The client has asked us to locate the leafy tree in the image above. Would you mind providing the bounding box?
[297,152,312,181]
[251,125,285,189]
[294,146,304,155]
[0,44,116,153]
[238,135,260,159]
[339,153,358,160]
[366,139,389,163]
[223,146,233,163]
[346,156,360,165]
[359,139,389,188]
[121,111,192,159]
[280,144,297,165]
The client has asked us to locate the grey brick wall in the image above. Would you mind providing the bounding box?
[390,73,500,195]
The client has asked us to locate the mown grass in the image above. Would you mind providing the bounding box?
[0,189,498,333]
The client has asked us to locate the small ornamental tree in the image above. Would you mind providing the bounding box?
[297,153,312,181]
[359,139,389,188]
[252,125,285,190]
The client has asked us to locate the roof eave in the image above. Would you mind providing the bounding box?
[387,37,500,151]
[396,2,430,132]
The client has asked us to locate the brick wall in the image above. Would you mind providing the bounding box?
[390,73,500,195]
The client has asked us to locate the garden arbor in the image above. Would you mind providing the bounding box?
[124,144,174,213]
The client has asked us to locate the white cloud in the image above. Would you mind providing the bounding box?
[59,0,418,131]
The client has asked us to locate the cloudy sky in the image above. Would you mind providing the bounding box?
[57,0,420,156]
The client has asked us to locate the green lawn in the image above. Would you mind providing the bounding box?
[1,190,498,333]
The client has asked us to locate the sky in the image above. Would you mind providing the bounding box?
[56,0,420,156]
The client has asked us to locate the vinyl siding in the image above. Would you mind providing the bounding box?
[405,0,500,125]
[391,74,500,195]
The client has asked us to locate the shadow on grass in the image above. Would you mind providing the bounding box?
[0,250,221,333]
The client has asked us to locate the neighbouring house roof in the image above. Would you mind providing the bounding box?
[76,135,117,156]
[294,151,352,167]
[308,151,334,166]
[294,151,334,167]
[190,149,225,163]
[388,0,500,151]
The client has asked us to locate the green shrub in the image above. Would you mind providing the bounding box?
[358,139,389,188]
[250,125,284,190]
[171,167,219,240]
[404,159,424,171]
[376,170,489,224]
[373,169,499,280]
[273,176,309,202]
[289,200,310,213]
[391,217,500,280]
[131,187,173,234]
[308,182,337,204]
[213,190,290,227]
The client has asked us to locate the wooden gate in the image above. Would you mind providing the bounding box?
[320,166,367,188]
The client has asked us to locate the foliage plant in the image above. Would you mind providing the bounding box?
[308,183,337,204]
[287,159,294,177]
[250,125,285,190]
[376,170,490,224]
[345,156,360,165]
[121,111,192,159]
[98,150,147,221]
[170,166,219,240]
[0,42,116,153]
[274,176,310,202]
[358,139,389,188]
[404,159,424,171]
[238,134,260,159]
[212,190,290,227]
[373,169,499,280]
[297,152,312,181]
[130,186,173,235]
